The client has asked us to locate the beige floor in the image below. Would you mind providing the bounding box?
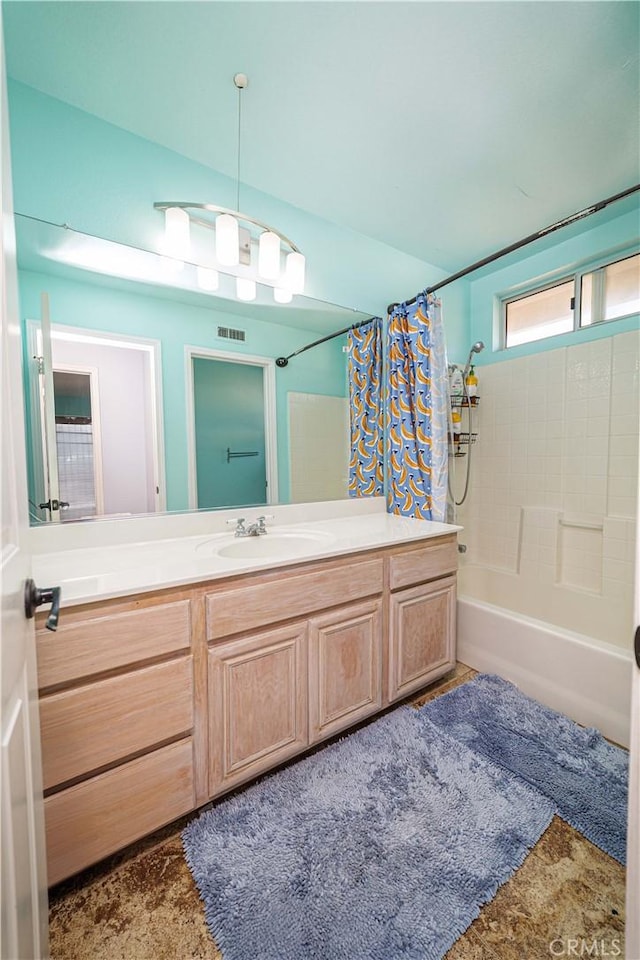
[48,664,626,960]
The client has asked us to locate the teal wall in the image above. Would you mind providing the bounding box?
[465,208,639,367]
[7,80,457,323]
[18,268,348,511]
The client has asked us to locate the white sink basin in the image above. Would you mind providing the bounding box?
[197,529,336,560]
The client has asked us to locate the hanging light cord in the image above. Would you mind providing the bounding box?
[236,81,242,212]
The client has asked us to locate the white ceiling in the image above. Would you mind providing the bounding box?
[3,1,639,272]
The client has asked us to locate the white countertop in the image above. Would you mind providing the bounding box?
[31,512,461,607]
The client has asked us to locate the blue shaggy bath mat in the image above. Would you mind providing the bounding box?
[183,706,553,960]
[420,673,628,864]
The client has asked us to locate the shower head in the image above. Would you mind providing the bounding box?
[462,341,485,381]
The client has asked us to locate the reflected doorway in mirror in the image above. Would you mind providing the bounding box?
[25,320,164,523]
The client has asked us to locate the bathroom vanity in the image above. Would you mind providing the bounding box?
[33,510,459,885]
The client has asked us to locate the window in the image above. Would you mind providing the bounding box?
[503,251,639,349]
[581,254,640,327]
[505,279,575,348]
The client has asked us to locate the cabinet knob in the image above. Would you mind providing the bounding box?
[24,579,62,632]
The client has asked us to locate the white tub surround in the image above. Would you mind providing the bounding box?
[30,498,461,605]
[457,566,633,748]
[456,330,638,652]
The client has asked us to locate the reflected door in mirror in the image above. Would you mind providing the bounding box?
[192,357,267,510]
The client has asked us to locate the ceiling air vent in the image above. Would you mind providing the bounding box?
[217,326,246,343]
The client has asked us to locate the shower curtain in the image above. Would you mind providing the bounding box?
[347,318,384,497]
[387,294,448,520]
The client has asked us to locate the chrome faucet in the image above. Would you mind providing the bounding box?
[227,515,271,538]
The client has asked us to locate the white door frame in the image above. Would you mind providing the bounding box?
[26,320,166,513]
[1,25,48,958]
[185,345,278,510]
[625,444,640,958]
[52,363,105,516]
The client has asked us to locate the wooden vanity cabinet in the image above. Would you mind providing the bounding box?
[36,533,456,885]
[36,594,199,886]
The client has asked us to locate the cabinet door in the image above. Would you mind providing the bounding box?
[388,575,456,702]
[208,624,308,796]
[309,599,383,743]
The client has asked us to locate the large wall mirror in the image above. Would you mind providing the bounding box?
[16,215,375,525]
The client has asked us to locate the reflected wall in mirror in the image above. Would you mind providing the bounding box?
[16,216,374,524]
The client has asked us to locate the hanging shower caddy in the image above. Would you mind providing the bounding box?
[449,393,479,457]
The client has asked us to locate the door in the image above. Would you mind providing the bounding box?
[308,599,382,743]
[192,355,267,509]
[208,624,308,796]
[388,575,457,702]
[0,29,49,960]
[24,295,61,523]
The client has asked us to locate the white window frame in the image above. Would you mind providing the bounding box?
[499,245,640,350]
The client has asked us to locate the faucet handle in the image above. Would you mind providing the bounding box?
[225,517,246,536]
[256,514,273,533]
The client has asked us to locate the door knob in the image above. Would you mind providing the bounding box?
[24,579,61,632]
[38,499,70,512]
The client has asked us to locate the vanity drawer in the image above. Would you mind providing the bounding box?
[40,657,193,791]
[37,599,191,689]
[44,738,195,886]
[206,557,384,640]
[389,537,457,591]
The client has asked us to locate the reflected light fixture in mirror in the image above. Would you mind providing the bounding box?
[155,73,305,305]
[16,212,377,526]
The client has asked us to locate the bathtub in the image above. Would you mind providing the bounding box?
[456,565,633,748]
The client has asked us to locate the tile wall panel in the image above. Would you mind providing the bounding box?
[455,330,638,637]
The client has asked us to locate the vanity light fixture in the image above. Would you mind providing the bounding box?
[155,73,305,304]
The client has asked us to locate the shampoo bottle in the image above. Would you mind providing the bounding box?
[449,366,464,397]
[465,364,478,399]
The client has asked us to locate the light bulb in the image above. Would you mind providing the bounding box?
[284,251,305,294]
[273,287,293,304]
[258,231,281,280]
[196,266,219,291]
[216,213,239,266]
[164,207,191,260]
[236,277,256,301]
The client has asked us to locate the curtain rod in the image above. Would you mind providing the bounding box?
[387,183,640,315]
[275,317,378,367]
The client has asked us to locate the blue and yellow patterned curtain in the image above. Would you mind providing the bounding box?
[387,294,448,520]
[348,318,384,498]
